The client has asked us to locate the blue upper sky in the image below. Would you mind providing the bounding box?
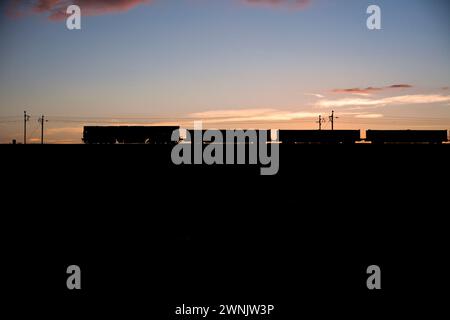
[0,0,449,142]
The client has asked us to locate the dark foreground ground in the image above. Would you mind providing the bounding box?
[2,145,449,318]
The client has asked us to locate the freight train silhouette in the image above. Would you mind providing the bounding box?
[83,126,448,144]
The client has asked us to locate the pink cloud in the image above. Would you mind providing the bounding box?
[7,0,314,20]
[7,0,153,20]
[332,87,383,96]
[332,84,413,96]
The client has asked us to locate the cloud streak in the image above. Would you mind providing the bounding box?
[7,0,153,20]
[189,108,320,125]
[7,0,314,20]
[316,94,450,109]
[354,114,384,119]
[332,84,413,96]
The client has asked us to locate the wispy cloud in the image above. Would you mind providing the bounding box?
[332,87,382,96]
[7,0,153,20]
[305,93,325,99]
[332,84,413,96]
[189,108,320,125]
[316,94,450,108]
[388,84,413,89]
[354,114,384,119]
[6,0,314,20]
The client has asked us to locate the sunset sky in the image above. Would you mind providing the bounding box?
[1,0,449,143]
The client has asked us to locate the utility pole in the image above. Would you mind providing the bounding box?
[317,115,325,130]
[329,110,338,131]
[38,115,48,144]
[23,111,30,144]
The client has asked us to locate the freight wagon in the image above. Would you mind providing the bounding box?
[83,126,180,144]
[365,130,448,144]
